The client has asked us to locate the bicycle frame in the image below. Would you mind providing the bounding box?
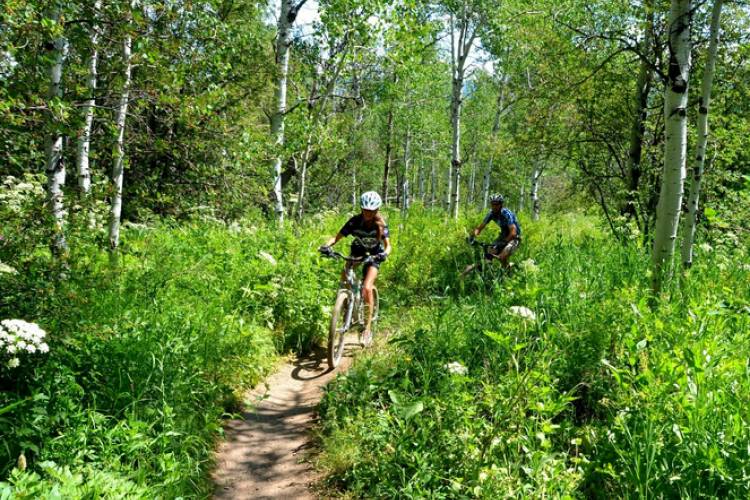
[327,251,373,331]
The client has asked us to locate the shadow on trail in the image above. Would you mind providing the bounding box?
[213,335,357,499]
[292,341,361,380]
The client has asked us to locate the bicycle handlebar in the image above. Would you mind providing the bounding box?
[320,250,375,264]
[467,237,496,249]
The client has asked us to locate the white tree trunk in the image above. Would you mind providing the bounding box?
[44,8,68,255]
[271,0,305,226]
[652,0,692,292]
[108,16,133,251]
[418,160,425,202]
[401,129,411,215]
[466,162,473,206]
[484,80,506,210]
[449,15,477,219]
[531,164,541,221]
[77,1,101,223]
[352,165,357,210]
[681,0,722,268]
[430,161,437,207]
[445,163,452,212]
[482,167,490,210]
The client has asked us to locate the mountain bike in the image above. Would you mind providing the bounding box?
[460,236,504,278]
[319,250,380,369]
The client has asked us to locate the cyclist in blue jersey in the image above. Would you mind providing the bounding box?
[469,193,521,269]
[319,191,391,345]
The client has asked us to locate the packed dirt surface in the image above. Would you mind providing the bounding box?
[212,339,357,499]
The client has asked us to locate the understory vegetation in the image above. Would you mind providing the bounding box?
[2,207,749,497]
[317,211,750,498]
[0,212,345,497]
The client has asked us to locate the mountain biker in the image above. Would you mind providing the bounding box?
[319,191,391,345]
[467,193,521,270]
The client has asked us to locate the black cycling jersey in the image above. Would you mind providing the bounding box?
[339,214,390,251]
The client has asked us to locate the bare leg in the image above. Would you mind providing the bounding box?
[460,263,478,278]
[362,265,379,344]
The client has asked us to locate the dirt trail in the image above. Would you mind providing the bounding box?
[212,338,358,500]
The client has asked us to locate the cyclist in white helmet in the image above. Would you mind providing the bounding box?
[319,191,391,344]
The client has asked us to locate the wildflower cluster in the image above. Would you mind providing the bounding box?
[0,319,49,369]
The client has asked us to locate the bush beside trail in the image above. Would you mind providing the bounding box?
[0,214,345,497]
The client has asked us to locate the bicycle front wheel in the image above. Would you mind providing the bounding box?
[328,291,351,369]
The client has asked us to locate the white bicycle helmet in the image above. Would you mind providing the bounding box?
[489,193,504,204]
[360,191,382,210]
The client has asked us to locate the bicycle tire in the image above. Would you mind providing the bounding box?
[328,291,350,369]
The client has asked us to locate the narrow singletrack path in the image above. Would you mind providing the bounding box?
[212,337,358,499]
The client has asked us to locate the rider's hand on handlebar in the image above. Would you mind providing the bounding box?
[467,235,476,245]
[318,245,333,256]
[375,251,388,263]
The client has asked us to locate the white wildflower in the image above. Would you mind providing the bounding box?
[698,242,712,253]
[259,251,277,267]
[509,306,536,321]
[6,357,20,368]
[228,222,242,234]
[0,262,18,275]
[444,361,468,375]
[520,259,539,274]
[742,264,750,272]
[0,320,49,359]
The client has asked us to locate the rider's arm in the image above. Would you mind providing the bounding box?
[505,224,517,243]
[324,233,344,247]
[382,237,392,256]
[473,222,487,237]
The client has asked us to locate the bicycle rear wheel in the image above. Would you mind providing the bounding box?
[328,291,351,369]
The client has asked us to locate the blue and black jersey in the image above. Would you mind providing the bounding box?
[483,208,521,240]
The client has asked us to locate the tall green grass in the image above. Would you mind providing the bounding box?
[0,215,346,496]
[318,209,750,498]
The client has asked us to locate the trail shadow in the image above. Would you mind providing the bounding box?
[290,337,360,381]
[291,345,329,380]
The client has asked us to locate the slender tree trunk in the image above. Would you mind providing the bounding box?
[352,165,357,210]
[445,164,452,211]
[484,80,506,210]
[109,12,133,252]
[468,161,476,207]
[652,0,692,293]
[44,8,68,256]
[430,161,437,207]
[401,129,411,215]
[77,0,101,229]
[382,108,394,203]
[531,164,541,221]
[482,167,490,210]
[271,0,306,226]
[681,0,722,268]
[624,0,655,224]
[418,159,425,203]
[449,15,477,219]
